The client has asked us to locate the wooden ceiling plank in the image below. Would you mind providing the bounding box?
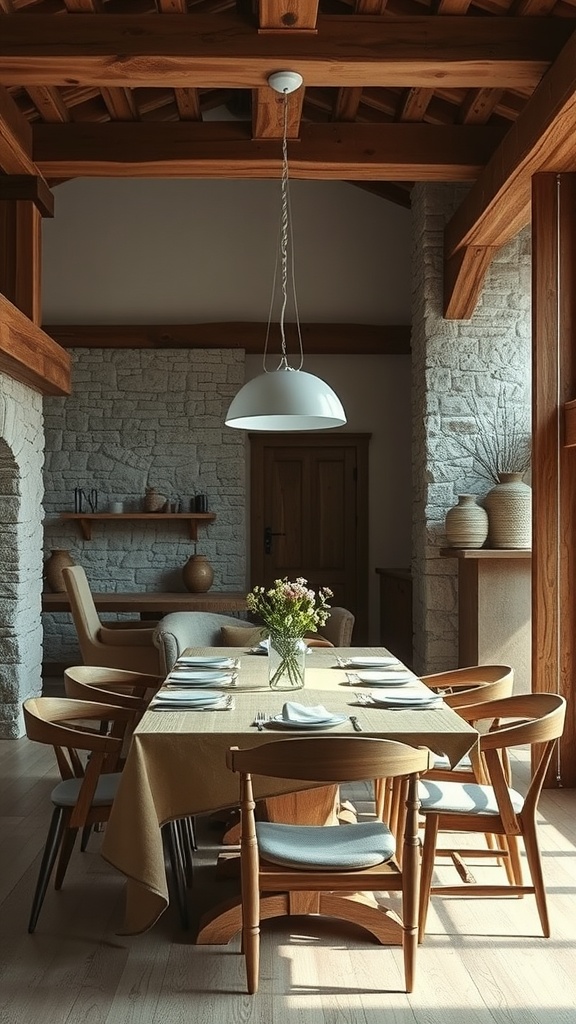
[43,321,412,355]
[0,294,71,396]
[100,87,139,120]
[332,87,363,122]
[0,15,571,91]
[512,0,557,14]
[157,0,188,11]
[459,87,504,124]
[63,0,105,10]
[436,0,473,12]
[0,85,36,174]
[25,85,70,123]
[355,1,389,12]
[446,29,576,260]
[31,121,506,179]
[0,174,54,216]
[258,1,319,32]
[398,87,434,122]
[253,85,303,139]
[174,88,202,120]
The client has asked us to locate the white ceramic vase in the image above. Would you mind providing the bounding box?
[444,495,489,549]
[484,472,532,549]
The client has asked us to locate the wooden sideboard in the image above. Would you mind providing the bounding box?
[440,547,532,693]
[375,567,413,667]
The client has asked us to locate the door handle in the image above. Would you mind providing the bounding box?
[264,525,286,554]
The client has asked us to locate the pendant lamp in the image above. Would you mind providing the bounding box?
[225,71,346,432]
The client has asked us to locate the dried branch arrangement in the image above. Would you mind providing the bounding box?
[446,396,531,486]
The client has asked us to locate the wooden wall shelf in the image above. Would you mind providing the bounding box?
[440,548,531,559]
[59,512,216,541]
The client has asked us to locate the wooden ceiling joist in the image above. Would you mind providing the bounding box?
[0,294,71,396]
[444,28,576,319]
[31,121,506,179]
[43,322,412,356]
[0,86,35,175]
[0,15,572,91]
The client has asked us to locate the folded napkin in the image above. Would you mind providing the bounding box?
[282,701,334,724]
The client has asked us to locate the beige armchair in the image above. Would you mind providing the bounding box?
[319,606,355,647]
[153,611,256,675]
[61,565,161,674]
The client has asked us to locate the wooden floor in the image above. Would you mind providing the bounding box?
[1,735,575,1024]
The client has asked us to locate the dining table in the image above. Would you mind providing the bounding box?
[101,646,478,943]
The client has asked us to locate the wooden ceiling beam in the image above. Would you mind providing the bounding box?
[0,175,54,216]
[0,15,572,91]
[43,322,412,355]
[0,294,71,396]
[0,85,36,175]
[444,29,576,319]
[31,121,506,179]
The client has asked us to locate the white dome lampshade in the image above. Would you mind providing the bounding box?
[225,367,347,431]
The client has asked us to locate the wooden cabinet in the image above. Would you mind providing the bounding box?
[375,568,413,667]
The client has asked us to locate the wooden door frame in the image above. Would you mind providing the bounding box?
[249,432,370,643]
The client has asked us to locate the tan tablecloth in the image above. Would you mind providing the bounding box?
[102,647,478,934]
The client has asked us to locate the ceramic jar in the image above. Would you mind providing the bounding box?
[182,554,214,593]
[484,472,532,549]
[444,495,489,549]
[44,549,76,592]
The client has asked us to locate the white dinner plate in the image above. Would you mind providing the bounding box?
[344,656,402,669]
[349,670,413,685]
[152,689,225,704]
[167,670,233,684]
[367,692,443,709]
[268,713,348,730]
[175,656,235,668]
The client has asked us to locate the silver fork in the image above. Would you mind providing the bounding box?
[254,710,268,731]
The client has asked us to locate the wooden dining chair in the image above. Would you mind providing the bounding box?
[62,667,194,927]
[23,696,136,933]
[417,692,567,941]
[227,736,432,994]
[375,665,515,824]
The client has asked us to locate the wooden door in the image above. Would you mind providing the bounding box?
[250,433,370,643]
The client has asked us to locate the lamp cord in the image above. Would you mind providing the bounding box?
[263,89,304,372]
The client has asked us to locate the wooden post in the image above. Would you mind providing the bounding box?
[0,199,42,324]
[531,172,576,786]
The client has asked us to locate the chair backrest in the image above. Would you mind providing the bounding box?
[63,665,156,711]
[227,736,432,785]
[153,611,255,673]
[62,564,102,658]
[320,607,355,647]
[421,665,514,708]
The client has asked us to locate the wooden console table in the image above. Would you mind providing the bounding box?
[42,591,247,615]
[440,548,531,692]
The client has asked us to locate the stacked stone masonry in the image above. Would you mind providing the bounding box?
[43,348,247,664]
[410,183,531,675]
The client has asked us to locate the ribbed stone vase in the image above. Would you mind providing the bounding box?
[485,472,532,549]
[444,494,489,549]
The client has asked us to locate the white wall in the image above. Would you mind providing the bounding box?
[42,178,413,643]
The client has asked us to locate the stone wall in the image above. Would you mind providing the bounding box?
[43,348,246,663]
[0,374,44,738]
[411,183,531,674]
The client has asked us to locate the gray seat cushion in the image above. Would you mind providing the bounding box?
[255,820,396,870]
[153,611,252,673]
[51,772,121,808]
[418,779,524,816]
[431,752,473,771]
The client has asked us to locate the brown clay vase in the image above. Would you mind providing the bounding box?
[182,554,214,593]
[44,549,76,592]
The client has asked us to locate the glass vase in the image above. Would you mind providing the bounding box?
[268,634,307,690]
